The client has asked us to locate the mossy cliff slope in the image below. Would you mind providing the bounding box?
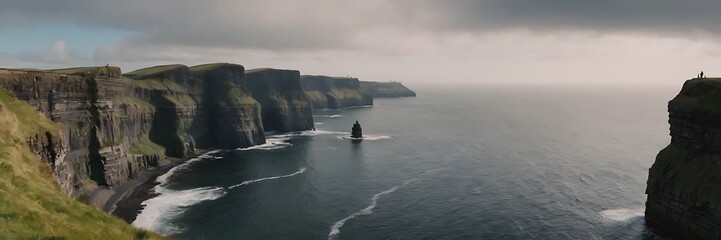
[0,67,161,196]
[126,63,264,154]
[0,63,264,201]
[0,88,160,239]
[646,78,721,239]
[245,68,314,132]
[359,81,416,98]
[300,75,373,109]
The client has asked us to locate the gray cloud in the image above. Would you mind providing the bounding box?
[3,0,721,52]
[411,0,721,35]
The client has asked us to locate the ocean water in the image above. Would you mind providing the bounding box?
[133,84,679,239]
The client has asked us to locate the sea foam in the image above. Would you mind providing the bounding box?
[133,186,226,235]
[132,150,224,234]
[328,178,419,240]
[599,208,644,221]
[228,167,308,189]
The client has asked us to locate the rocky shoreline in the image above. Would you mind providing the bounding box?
[85,155,187,223]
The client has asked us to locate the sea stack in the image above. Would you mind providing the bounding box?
[351,121,363,138]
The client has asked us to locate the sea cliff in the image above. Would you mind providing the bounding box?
[0,72,161,238]
[245,68,314,132]
[359,81,416,98]
[0,63,417,238]
[300,75,373,109]
[646,78,721,239]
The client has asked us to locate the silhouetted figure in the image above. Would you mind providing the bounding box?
[351,121,363,138]
[702,71,705,78]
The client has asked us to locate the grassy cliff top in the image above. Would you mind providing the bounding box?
[669,78,721,114]
[47,66,121,75]
[245,68,299,74]
[190,63,242,73]
[130,78,191,93]
[0,88,162,239]
[125,64,187,78]
[359,81,416,97]
[0,66,121,77]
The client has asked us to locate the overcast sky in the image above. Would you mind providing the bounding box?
[2,0,721,86]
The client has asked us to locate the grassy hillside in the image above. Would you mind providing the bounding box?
[0,88,162,239]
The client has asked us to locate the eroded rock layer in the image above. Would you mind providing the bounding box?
[300,75,373,109]
[359,81,416,98]
[245,68,314,132]
[0,63,265,198]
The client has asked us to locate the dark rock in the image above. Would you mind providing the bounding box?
[0,63,266,198]
[300,75,373,109]
[351,120,362,138]
[244,68,314,132]
[646,77,721,239]
[359,81,416,98]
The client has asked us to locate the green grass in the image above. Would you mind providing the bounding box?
[244,68,273,74]
[652,142,721,204]
[130,78,192,94]
[359,81,415,97]
[0,88,163,239]
[116,96,155,109]
[47,66,121,76]
[669,78,721,115]
[329,88,363,100]
[125,64,186,78]
[129,135,165,155]
[189,63,239,73]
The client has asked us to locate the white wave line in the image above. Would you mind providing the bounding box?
[228,167,308,189]
[328,178,418,240]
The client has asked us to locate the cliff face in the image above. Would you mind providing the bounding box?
[126,63,265,155]
[359,81,416,98]
[300,75,373,109]
[245,68,314,132]
[0,80,160,239]
[646,78,721,239]
[0,67,158,194]
[0,63,265,198]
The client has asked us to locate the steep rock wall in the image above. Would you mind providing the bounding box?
[646,78,721,239]
[0,87,160,239]
[126,63,265,155]
[359,81,416,98]
[300,75,373,109]
[0,67,159,195]
[0,63,265,198]
[245,68,314,132]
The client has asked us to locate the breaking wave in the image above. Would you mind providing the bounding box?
[132,150,225,234]
[338,134,392,141]
[228,167,308,189]
[314,114,344,118]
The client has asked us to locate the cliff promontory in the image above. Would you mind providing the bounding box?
[245,68,314,132]
[300,75,373,109]
[0,80,160,239]
[0,63,393,238]
[359,81,416,98]
[646,78,721,239]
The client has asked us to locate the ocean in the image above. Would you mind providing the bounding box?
[132,84,678,239]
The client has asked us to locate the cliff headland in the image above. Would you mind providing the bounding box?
[359,81,416,98]
[0,63,414,238]
[646,77,721,239]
